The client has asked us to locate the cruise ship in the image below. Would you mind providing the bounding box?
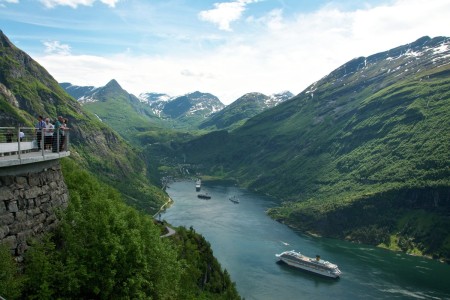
[275,250,341,278]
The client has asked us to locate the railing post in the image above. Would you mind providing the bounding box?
[42,128,46,158]
[17,127,21,160]
[41,127,45,156]
[57,129,60,153]
[67,131,69,151]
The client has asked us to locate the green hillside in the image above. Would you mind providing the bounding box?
[80,79,165,145]
[0,30,165,213]
[0,30,241,299]
[160,37,450,260]
[0,159,241,299]
[199,92,270,131]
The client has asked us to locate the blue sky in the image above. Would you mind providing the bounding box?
[1,0,450,104]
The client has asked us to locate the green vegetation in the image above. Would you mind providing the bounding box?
[0,159,240,299]
[0,32,166,214]
[171,226,241,299]
[152,42,450,261]
[199,92,270,131]
[0,31,242,298]
[80,80,165,145]
[0,244,23,299]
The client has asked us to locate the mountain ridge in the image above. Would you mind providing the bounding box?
[199,91,293,130]
[0,30,167,213]
[158,35,450,261]
[63,81,292,131]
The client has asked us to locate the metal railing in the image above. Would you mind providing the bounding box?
[0,126,70,159]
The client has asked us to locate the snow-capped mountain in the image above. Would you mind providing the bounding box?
[139,91,225,120]
[162,91,224,119]
[138,92,173,117]
[60,82,98,103]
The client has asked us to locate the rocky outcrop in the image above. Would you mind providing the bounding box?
[0,160,69,260]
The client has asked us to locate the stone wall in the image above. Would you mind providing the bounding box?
[0,159,69,260]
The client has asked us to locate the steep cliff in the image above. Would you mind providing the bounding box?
[0,30,166,213]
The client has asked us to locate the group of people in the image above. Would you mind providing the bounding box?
[36,115,69,152]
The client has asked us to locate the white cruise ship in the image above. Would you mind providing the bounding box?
[276,250,341,278]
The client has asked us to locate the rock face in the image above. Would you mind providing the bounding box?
[0,160,69,260]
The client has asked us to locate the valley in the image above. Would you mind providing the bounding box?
[61,35,450,263]
[1,29,449,299]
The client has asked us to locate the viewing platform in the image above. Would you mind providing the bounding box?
[0,127,70,174]
[0,126,71,261]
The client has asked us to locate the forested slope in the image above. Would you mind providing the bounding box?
[0,30,165,213]
[0,159,241,299]
[162,36,450,260]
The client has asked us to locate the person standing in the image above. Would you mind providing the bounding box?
[35,116,45,150]
[5,130,13,143]
[60,118,69,151]
[52,116,68,152]
[44,118,54,150]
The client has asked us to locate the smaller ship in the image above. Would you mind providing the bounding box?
[275,250,341,278]
[195,179,201,191]
[197,193,211,199]
[229,195,239,204]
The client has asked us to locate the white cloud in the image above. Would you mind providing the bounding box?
[43,41,71,55]
[198,0,259,31]
[35,0,450,104]
[39,0,119,9]
[0,0,19,7]
[99,0,118,7]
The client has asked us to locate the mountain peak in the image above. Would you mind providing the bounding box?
[104,79,122,90]
[0,30,16,49]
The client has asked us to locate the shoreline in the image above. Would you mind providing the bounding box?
[153,196,174,218]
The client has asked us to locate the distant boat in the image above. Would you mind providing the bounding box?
[275,250,341,278]
[229,195,239,204]
[197,193,211,199]
[195,179,201,191]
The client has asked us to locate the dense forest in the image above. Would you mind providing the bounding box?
[0,159,240,299]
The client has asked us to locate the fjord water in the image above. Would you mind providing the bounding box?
[162,181,450,300]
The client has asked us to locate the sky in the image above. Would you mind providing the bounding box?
[1,0,450,104]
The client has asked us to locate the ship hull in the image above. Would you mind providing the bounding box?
[276,251,341,278]
[278,257,339,278]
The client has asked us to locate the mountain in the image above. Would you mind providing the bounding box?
[162,91,224,118]
[60,82,97,102]
[61,79,163,144]
[267,91,294,106]
[138,92,172,117]
[0,30,167,213]
[0,31,241,299]
[199,91,293,130]
[162,36,450,260]
[66,85,225,130]
[155,91,224,128]
[64,84,292,132]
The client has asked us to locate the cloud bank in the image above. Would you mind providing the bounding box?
[35,0,450,104]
